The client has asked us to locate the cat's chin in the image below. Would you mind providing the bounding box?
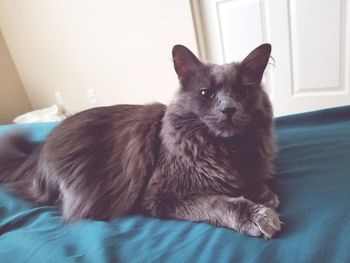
[203,117,250,138]
[200,112,250,138]
[206,122,243,138]
[212,128,240,138]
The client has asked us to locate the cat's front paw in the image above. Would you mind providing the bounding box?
[251,205,281,239]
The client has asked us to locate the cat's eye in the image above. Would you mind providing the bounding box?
[200,89,215,99]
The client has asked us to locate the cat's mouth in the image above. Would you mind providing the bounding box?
[202,115,249,138]
[216,122,242,137]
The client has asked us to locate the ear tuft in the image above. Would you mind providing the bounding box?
[172,45,201,86]
[240,43,272,86]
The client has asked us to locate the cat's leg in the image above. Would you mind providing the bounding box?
[245,183,280,209]
[148,195,281,239]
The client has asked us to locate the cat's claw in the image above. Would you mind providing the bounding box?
[251,205,281,239]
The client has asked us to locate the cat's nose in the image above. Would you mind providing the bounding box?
[221,107,236,119]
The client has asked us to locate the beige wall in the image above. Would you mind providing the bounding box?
[0,0,198,114]
[0,30,31,123]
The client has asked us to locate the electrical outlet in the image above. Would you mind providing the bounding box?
[87,89,97,104]
[54,91,64,105]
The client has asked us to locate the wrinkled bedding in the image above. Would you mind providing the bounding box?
[1,106,350,263]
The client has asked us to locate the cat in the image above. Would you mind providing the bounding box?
[0,43,281,238]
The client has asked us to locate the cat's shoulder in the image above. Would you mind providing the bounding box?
[48,103,166,136]
[63,103,166,122]
[139,103,167,119]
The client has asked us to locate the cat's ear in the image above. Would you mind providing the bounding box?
[172,45,202,86]
[240,43,271,86]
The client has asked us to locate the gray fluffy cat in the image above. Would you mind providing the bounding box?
[0,44,281,238]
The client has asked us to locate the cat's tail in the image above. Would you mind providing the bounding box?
[0,132,39,185]
[0,132,58,204]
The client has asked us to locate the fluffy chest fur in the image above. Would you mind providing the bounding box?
[159,115,245,196]
[141,102,271,217]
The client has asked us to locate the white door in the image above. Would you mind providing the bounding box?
[193,0,350,116]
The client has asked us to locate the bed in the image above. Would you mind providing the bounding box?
[0,105,349,263]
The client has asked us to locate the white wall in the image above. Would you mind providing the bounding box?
[0,0,198,114]
[0,30,31,123]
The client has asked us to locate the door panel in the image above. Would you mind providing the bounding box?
[195,0,350,116]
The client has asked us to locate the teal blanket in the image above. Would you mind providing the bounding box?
[1,106,350,263]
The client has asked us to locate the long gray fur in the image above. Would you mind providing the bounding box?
[0,44,281,238]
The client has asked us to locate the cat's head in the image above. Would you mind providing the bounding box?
[171,44,273,138]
